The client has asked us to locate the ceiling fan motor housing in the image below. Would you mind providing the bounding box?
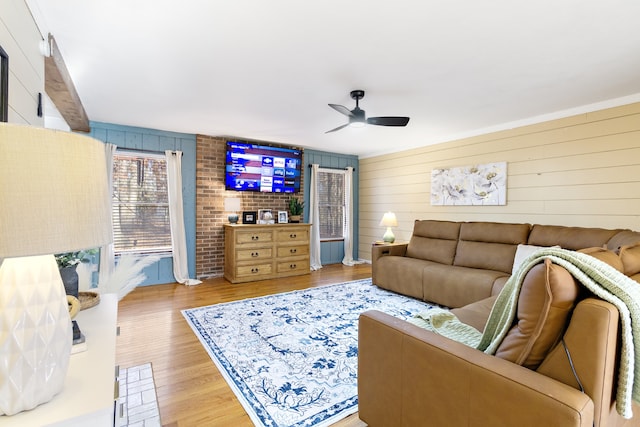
[350,108,366,124]
[350,90,365,101]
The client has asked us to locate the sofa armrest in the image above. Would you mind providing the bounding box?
[358,310,594,427]
[371,242,408,262]
[371,243,408,284]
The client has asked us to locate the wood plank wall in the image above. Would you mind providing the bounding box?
[358,102,640,261]
[0,0,44,125]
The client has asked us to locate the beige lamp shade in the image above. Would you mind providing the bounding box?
[224,197,241,224]
[379,211,398,227]
[0,123,112,415]
[224,197,242,212]
[0,123,112,258]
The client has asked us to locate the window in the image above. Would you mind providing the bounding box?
[318,169,345,240]
[112,151,172,254]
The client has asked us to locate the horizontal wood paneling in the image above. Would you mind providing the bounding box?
[1,0,44,125]
[359,102,640,261]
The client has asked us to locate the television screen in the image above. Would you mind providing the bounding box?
[225,141,302,193]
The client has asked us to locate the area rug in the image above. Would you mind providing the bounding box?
[182,278,437,427]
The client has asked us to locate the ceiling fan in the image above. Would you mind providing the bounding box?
[326,90,410,133]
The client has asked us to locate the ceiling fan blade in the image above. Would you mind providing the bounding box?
[325,123,350,134]
[328,104,355,117]
[367,116,410,127]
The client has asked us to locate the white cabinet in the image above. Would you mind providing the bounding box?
[1,294,118,426]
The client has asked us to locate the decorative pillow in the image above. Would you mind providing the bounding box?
[619,242,640,276]
[496,259,580,369]
[512,244,559,274]
[578,246,624,272]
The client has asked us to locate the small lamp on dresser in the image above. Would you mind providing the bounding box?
[224,197,242,224]
[379,211,398,243]
[0,123,112,415]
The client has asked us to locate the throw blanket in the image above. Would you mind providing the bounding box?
[410,247,640,418]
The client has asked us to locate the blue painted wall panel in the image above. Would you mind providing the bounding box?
[303,149,359,265]
[89,121,197,286]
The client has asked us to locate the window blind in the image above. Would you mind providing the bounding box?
[318,170,345,240]
[112,151,172,254]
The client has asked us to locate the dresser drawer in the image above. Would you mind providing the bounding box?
[237,247,273,261]
[236,263,273,278]
[236,231,273,244]
[277,259,310,274]
[276,245,309,258]
[277,229,309,243]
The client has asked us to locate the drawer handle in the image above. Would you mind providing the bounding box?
[251,252,259,257]
[251,268,259,273]
[252,235,259,241]
[290,248,297,254]
[289,233,297,238]
[289,264,297,269]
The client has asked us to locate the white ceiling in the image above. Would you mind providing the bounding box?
[28,0,640,157]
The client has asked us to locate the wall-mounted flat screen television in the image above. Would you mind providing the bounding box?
[225,141,302,193]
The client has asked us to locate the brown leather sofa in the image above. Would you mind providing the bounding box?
[360,220,640,427]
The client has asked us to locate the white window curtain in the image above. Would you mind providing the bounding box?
[99,143,116,286]
[165,151,201,286]
[342,166,360,266]
[309,163,322,270]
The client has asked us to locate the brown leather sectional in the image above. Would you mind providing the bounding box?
[361,220,640,427]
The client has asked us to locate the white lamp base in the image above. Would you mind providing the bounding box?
[382,227,395,243]
[0,255,72,415]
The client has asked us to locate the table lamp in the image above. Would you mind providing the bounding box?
[224,197,241,223]
[0,123,112,415]
[379,211,398,243]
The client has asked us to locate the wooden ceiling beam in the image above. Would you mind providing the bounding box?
[44,34,90,132]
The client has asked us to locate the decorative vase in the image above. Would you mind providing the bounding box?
[0,255,72,415]
[290,215,301,223]
[59,265,79,298]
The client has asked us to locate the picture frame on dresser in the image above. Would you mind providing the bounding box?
[242,211,257,224]
[277,211,288,224]
[258,209,275,224]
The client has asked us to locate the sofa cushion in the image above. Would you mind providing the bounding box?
[619,242,640,276]
[606,230,640,253]
[450,295,498,332]
[454,222,530,274]
[406,220,460,264]
[528,224,620,250]
[375,256,434,300]
[422,264,508,308]
[495,259,580,369]
[578,246,624,273]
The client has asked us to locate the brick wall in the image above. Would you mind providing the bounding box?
[195,135,305,279]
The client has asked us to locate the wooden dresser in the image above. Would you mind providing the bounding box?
[224,223,311,283]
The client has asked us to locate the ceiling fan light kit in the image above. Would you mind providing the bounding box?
[326,90,410,133]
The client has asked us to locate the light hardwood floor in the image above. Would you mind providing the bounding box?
[116,263,372,427]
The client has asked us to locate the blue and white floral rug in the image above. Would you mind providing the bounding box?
[182,278,436,427]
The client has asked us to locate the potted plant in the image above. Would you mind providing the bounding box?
[55,250,97,298]
[288,197,304,223]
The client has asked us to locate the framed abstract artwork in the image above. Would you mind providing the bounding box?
[431,161,507,206]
